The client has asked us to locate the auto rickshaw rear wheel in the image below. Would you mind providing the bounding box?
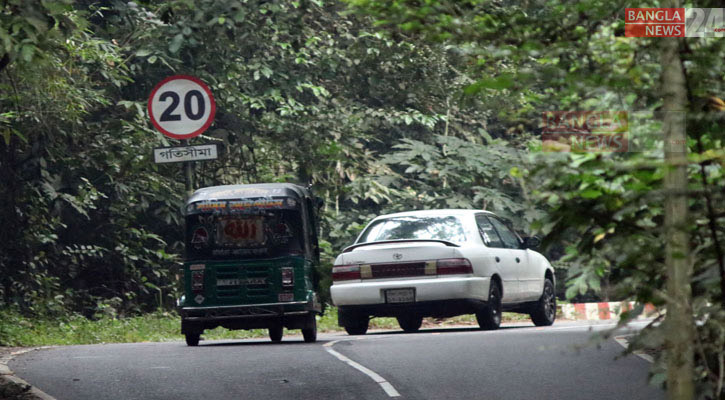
[269,325,283,343]
[302,313,317,343]
[185,332,200,346]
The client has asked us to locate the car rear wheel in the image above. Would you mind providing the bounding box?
[340,309,369,335]
[302,313,317,343]
[530,279,556,326]
[344,319,369,335]
[185,332,200,346]
[476,282,502,330]
[269,324,283,342]
[397,315,423,333]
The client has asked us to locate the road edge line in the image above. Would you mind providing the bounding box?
[614,336,655,364]
[1,348,57,400]
[324,340,401,397]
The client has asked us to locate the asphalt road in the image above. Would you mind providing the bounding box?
[10,320,663,400]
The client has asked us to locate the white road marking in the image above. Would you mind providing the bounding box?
[324,339,401,397]
[614,336,655,363]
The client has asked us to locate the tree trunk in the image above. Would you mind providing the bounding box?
[661,7,694,399]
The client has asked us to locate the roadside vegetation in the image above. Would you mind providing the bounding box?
[0,307,530,347]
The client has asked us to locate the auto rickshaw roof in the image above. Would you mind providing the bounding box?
[186,183,310,205]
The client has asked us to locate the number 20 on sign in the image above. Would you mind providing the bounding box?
[148,75,216,140]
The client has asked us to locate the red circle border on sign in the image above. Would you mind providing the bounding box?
[147,74,217,140]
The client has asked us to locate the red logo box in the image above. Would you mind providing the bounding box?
[625,8,685,37]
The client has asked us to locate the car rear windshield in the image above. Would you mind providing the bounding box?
[357,215,466,244]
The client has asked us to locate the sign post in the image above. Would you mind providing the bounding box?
[148,75,217,197]
[184,152,194,197]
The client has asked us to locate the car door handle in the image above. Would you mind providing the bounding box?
[515,257,520,263]
[495,257,500,263]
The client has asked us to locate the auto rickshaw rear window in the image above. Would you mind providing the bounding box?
[185,199,304,260]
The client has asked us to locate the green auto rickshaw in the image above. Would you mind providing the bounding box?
[178,183,323,346]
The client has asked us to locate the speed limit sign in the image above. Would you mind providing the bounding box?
[148,75,216,140]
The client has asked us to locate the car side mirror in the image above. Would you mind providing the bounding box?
[522,236,540,249]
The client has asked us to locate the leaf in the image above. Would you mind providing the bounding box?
[594,232,606,243]
[580,189,602,199]
[20,45,35,62]
[565,284,580,299]
[464,73,515,94]
[169,34,184,53]
[261,66,272,79]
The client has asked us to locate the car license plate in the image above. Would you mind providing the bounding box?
[384,288,415,303]
[217,279,241,286]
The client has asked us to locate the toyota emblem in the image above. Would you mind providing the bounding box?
[393,253,403,260]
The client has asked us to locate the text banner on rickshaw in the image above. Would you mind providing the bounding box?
[153,144,218,164]
[625,8,725,37]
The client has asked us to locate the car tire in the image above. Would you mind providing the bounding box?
[397,315,423,333]
[339,308,369,335]
[302,313,317,343]
[345,323,368,335]
[269,324,283,342]
[185,332,200,346]
[530,278,556,326]
[476,282,502,330]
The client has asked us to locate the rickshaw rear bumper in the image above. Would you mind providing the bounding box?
[180,300,320,332]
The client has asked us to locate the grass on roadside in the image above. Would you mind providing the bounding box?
[0,307,533,347]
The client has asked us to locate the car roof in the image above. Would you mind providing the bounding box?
[187,183,309,204]
[370,209,495,220]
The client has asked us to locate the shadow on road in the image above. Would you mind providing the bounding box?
[198,339,334,347]
[193,323,543,346]
[365,323,536,336]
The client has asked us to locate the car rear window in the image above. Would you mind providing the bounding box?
[357,215,467,243]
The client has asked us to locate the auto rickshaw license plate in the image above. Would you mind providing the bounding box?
[217,279,241,286]
[384,288,415,303]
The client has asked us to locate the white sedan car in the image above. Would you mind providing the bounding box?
[330,209,556,335]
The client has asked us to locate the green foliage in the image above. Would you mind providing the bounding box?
[0,308,268,346]
[0,0,510,316]
[0,0,76,66]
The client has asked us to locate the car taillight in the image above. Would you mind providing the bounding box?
[281,267,294,287]
[191,271,204,293]
[436,258,473,275]
[332,265,361,281]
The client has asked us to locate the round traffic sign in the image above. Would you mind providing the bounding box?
[148,75,216,140]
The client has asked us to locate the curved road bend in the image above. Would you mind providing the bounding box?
[10,320,663,400]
